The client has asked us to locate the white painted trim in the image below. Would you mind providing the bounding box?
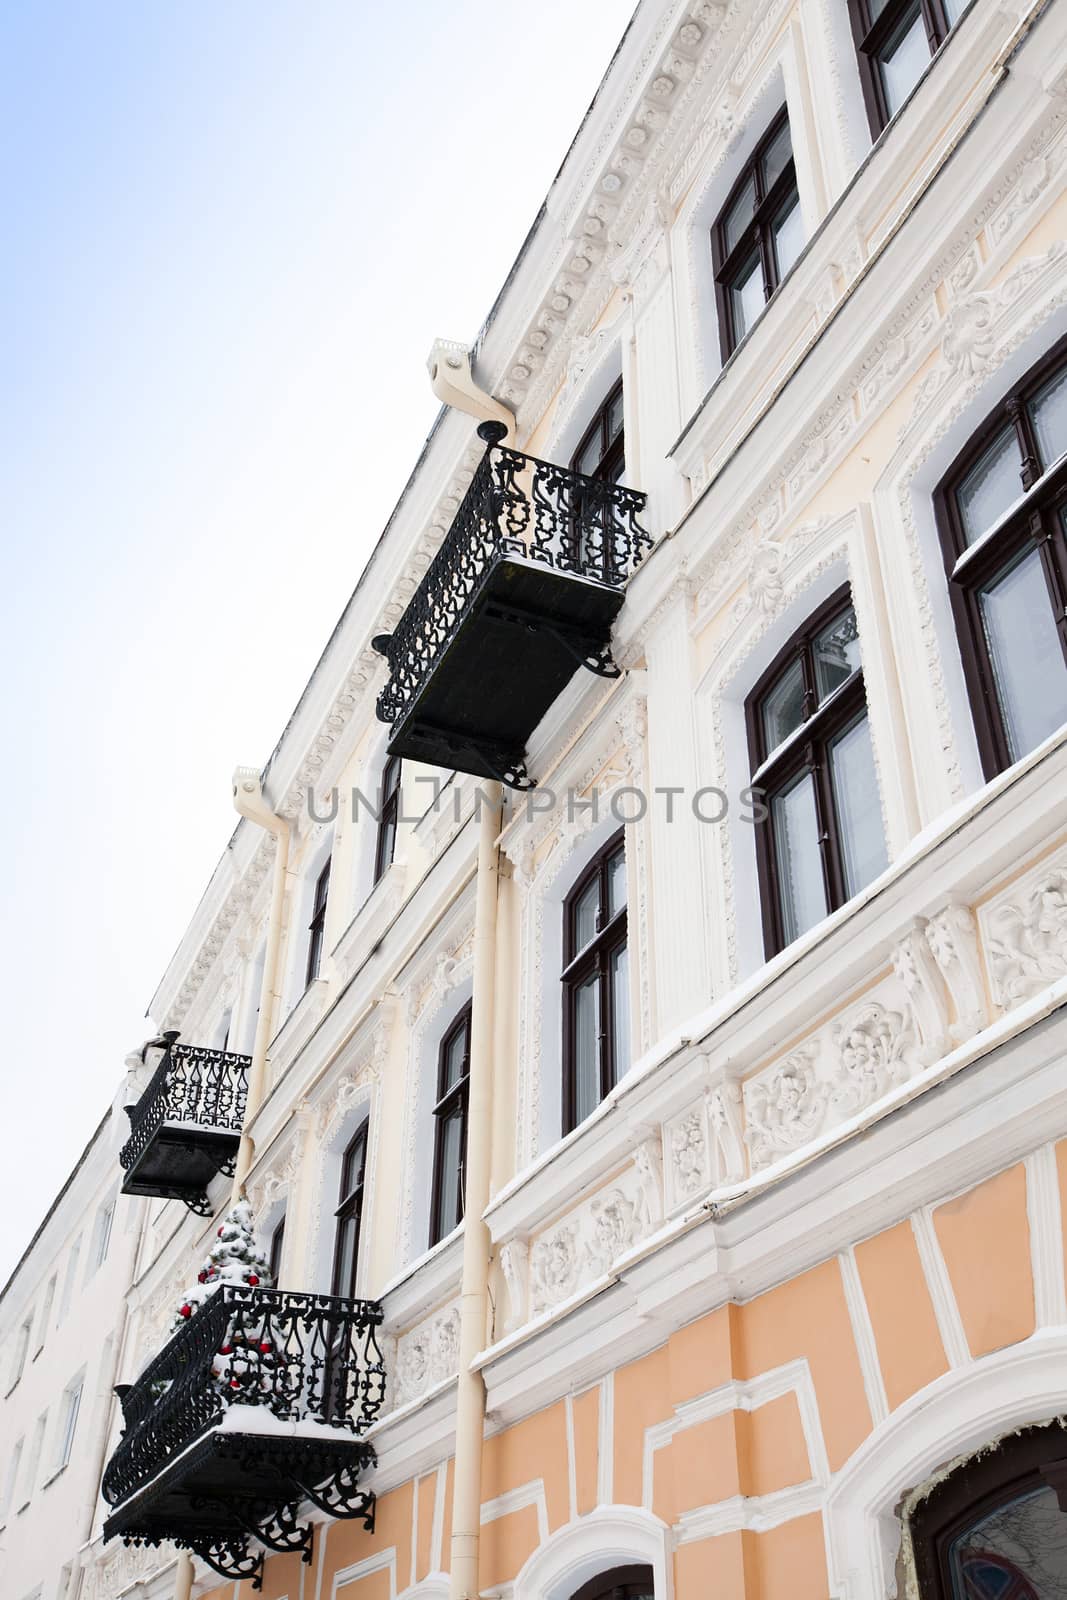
[910,1205,969,1368]
[826,1328,1067,1600]
[333,1545,397,1599]
[480,1480,549,1545]
[1025,1143,1067,1330]
[565,1394,578,1524]
[510,1505,673,1600]
[674,1478,826,1540]
[597,1375,613,1507]
[430,1461,446,1574]
[838,1249,889,1427]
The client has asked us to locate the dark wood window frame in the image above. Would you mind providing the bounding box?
[562,830,628,1136]
[331,1123,368,1299]
[712,108,800,360]
[429,1003,472,1247]
[268,1215,286,1284]
[569,1565,655,1600]
[934,335,1067,781]
[745,585,876,959]
[571,377,625,486]
[305,856,331,987]
[848,0,958,138]
[909,1421,1067,1598]
[373,755,402,886]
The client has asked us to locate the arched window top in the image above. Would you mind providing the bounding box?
[374,754,402,887]
[934,333,1067,777]
[909,1421,1067,1598]
[571,378,625,485]
[568,1565,655,1600]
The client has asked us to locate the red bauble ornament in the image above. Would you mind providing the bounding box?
[197,1271,206,1283]
[247,1274,259,1286]
[220,1343,232,1354]
[230,1378,241,1389]
[218,1227,224,1237]
[259,1341,271,1353]
[180,1304,192,1318]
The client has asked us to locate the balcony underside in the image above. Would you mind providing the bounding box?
[120,1122,239,1214]
[104,1429,375,1587]
[386,551,625,786]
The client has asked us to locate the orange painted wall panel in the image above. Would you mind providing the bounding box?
[653,1409,740,1524]
[667,1305,735,1407]
[736,1391,810,1498]
[482,1403,569,1532]
[733,1261,871,1470]
[934,1164,1035,1357]
[614,1344,671,1505]
[480,1504,541,1591]
[674,1532,748,1600]
[416,1470,439,1581]
[323,1481,413,1593]
[572,1386,600,1515]
[442,1458,455,1573]
[334,1566,392,1600]
[855,1220,948,1409]
[742,1513,829,1599]
[253,1551,306,1600]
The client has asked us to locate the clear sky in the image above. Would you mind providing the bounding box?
[0,0,638,1284]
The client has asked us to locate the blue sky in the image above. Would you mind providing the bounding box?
[0,0,637,1282]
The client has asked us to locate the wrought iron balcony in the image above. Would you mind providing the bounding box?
[120,1035,250,1216]
[373,423,651,788]
[102,1286,385,1590]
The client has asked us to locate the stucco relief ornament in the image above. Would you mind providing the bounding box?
[529,1221,581,1313]
[743,1045,825,1170]
[707,1081,745,1183]
[942,295,998,377]
[394,1329,430,1408]
[830,1002,917,1116]
[925,902,987,1040]
[670,1106,709,1196]
[586,1189,640,1276]
[987,869,1067,1005]
[499,1237,529,1333]
[429,1308,461,1385]
[632,1138,664,1230]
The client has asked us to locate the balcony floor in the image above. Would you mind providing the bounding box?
[120,1121,239,1207]
[386,550,626,784]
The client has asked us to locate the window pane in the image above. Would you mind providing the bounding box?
[1032,365,1067,470]
[731,254,764,341]
[773,193,804,279]
[762,120,793,191]
[575,430,603,478]
[813,607,861,702]
[607,389,625,443]
[761,655,807,756]
[771,772,827,944]
[948,1484,1067,1595]
[572,877,600,954]
[572,972,601,1126]
[980,544,1067,761]
[607,848,626,919]
[442,1024,467,1091]
[956,425,1023,543]
[878,7,930,119]
[941,0,964,22]
[435,1112,464,1238]
[723,176,756,254]
[335,1215,357,1298]
[611,943,630,1085]
[829,714,888,898]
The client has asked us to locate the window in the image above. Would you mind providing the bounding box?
[55,1380,82,1470]
[22,1413,46,1505]
[92,1200,115,1272]
[935,338,1067,779]
[572,378,625,486]
[332,1126,368,1296]
[849,0,965,136]
[712,111,803,358]
[7,1316,31,1391]
[305,856,331,987]
[562,832,629,1134]
[746,588,887,957]
[570,1567,655,1600]
[430,1005,471,1246]
[268,1214,286,1284]
[58,1238,81,1323]
[34,1277,56,1356]
[373,756,402,885]
[1,1438,22,1520]
[910,1421,1067,1597]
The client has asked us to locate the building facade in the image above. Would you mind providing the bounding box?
[7,0,1067,1594]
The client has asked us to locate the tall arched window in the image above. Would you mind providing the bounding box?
[569,1566,655,1600]
[305,856,331,987]
[562,831,629,1134]
[374,755,402,886]
[332,1125,367,1298]
[934,336,1067,779]
[909,1422,1067,1597]
[430,1004,471,1246]
[745,586,887,956]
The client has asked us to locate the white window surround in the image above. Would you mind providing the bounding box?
[58,1237,81,1321]
[34,1275,56,1355]
[398,970,474,1269]
[826,1328,1067,1600]
[281,823,335,1019]
[90,1196,116,1275]
[310,1093,375,1296]
[349,729,410,916]
[542,318,627,475]
[510,1505,673,1600]
[51,1372,85,1476]
[238,941,267,1057]
[8,1315,32,1391]
[675,53,816,404]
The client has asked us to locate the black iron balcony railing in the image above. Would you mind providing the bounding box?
[120,1036,250,1216]
[103,1286,385,1589]
[373,423,651,788]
